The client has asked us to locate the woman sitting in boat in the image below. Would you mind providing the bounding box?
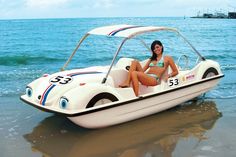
[119,40,179,96]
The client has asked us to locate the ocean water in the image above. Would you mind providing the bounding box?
[0,17,236,157]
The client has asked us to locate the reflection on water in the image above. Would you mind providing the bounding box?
[24,100,222,157]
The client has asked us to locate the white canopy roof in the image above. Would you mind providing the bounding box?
[88,24,178,38]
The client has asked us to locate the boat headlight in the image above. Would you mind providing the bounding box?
[59,97,69,109]
[26,87,33,97]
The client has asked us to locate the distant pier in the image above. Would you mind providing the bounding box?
[191,12,236,19]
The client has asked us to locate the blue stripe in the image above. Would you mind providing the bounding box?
[70,72,103,77]
[42,85,56,106]
[110,26,143,36]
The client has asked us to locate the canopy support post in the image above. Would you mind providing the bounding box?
[61,34,89,71]
[178,32,205,61]
[102,38,128,84]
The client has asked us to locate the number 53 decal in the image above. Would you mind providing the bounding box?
[50,75,73,85]
[168,78,179,87]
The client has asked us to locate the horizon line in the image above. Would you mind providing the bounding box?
[0,16,190,21]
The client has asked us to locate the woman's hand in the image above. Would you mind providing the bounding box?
[163,74,169,82]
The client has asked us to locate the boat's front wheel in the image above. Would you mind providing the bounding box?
[86,93,118,108]
[202,67,219,79]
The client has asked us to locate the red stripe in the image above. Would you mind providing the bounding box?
[40,84,52,104]
[108,26,142,36]
[108,27,125,36]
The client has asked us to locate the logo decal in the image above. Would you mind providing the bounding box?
[186,74,195,80]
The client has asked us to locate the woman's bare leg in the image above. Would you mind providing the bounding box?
[131,71,139,96]
[119,60,143,87]
[131,71,157,96]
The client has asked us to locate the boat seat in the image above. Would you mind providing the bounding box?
[115,58,134,71]
[109,68,128,88]
[139,84,156,95]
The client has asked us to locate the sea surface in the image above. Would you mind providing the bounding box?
[0,17,236,157]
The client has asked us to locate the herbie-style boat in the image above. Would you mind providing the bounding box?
[20,25,224,128]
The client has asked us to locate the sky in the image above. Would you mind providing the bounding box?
[0,0,235,19]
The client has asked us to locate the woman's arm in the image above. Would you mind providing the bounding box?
[167,56,178,78]
[143,59,151,72]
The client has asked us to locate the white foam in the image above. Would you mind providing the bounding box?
[200,145,216,152]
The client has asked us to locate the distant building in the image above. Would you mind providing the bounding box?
[203,13,213,18]
[228,12,236,19]
[192,11,235,19]
[215,13,228,18]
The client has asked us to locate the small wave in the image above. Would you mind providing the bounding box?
[221,64,236,71]
[217,83,236,90]
[0,69,44,81]
[205,54,236,60]
[0,88,22,97]
[204,95,236,100]
[0,55,65,66]
[204,87,236,100]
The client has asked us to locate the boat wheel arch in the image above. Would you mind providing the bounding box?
[86,92,119,108]
[202,67,219,79]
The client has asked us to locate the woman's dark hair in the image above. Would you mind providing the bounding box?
[150,40,164,61]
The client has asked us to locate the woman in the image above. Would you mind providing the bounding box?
[119,40,178,96]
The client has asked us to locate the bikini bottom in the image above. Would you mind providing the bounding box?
[147,73,159,81]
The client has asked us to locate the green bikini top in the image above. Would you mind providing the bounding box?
[149,56,164,67]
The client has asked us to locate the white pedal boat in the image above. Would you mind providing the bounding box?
[20,25,224,128]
